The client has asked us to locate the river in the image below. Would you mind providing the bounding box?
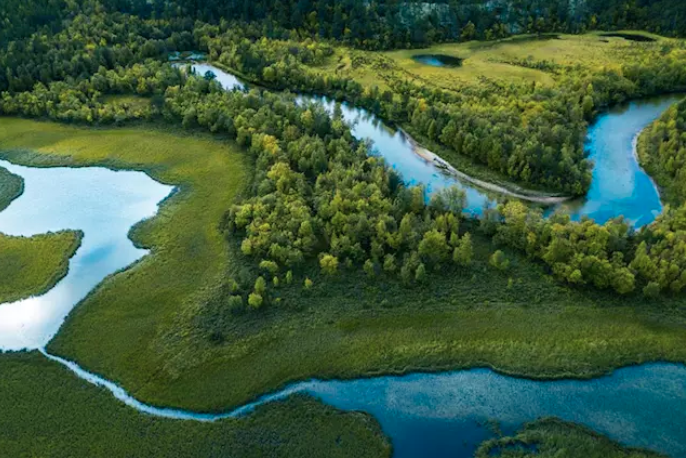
[0,64,685,457]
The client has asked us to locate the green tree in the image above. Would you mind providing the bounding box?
[453,233,473,266]
[320,253,339,275]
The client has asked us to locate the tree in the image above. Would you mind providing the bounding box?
[248,292,263,309]
[364,259,376,277]
[490,250,510,271]
[453,233,473,266]
[418,229,449,266]
[320,253,339,275]
[415,263,426,283]
[254,276,267,295]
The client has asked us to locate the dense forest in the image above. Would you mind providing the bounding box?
[104,0,686,49]
[3,0,686,310]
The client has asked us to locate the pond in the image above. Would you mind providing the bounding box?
[0,160,173,351]
[412,54,464,67]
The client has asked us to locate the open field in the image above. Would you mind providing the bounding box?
[0,352,390,458]
[0,118,683,412]
[476,417,664,458]
[0,231,82,304]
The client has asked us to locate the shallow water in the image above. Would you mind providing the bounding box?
[0,160,173,350]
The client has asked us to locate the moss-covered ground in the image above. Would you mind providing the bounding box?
[0,165,23,211]
[0,230,83,304]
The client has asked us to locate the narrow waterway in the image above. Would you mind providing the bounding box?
[554,94,682,226]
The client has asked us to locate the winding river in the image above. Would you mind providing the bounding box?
[1,63,685,457]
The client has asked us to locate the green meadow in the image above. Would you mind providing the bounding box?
[0,118,684,413]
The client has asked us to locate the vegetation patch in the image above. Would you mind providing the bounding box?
[0,165,23,211]
[0,351,391,458]
[476,417,665,458]
[0,230,82,304]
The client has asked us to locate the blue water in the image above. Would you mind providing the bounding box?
[303,363,686,458]
[413,54,464,68]
[555,95,682,226]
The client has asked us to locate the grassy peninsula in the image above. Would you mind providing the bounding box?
[0,165,23,211]
[0,230,83,304]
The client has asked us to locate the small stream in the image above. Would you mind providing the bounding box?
[0,64,685,458]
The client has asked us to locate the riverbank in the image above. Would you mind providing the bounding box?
[476,418,665,458]
[0,230,83,304]
[399,129,570,204]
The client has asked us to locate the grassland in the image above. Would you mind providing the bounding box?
[0,117,683,414]
[476,418,664,458]
[0,231,83,304]
[0,352,390,458]
[0,165,23,211]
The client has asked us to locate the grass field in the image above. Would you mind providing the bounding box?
[476,417,664,458]
[0,352,390,458]
[0,231,83,304]
[0,165,23,211]
[0,117,685,414]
